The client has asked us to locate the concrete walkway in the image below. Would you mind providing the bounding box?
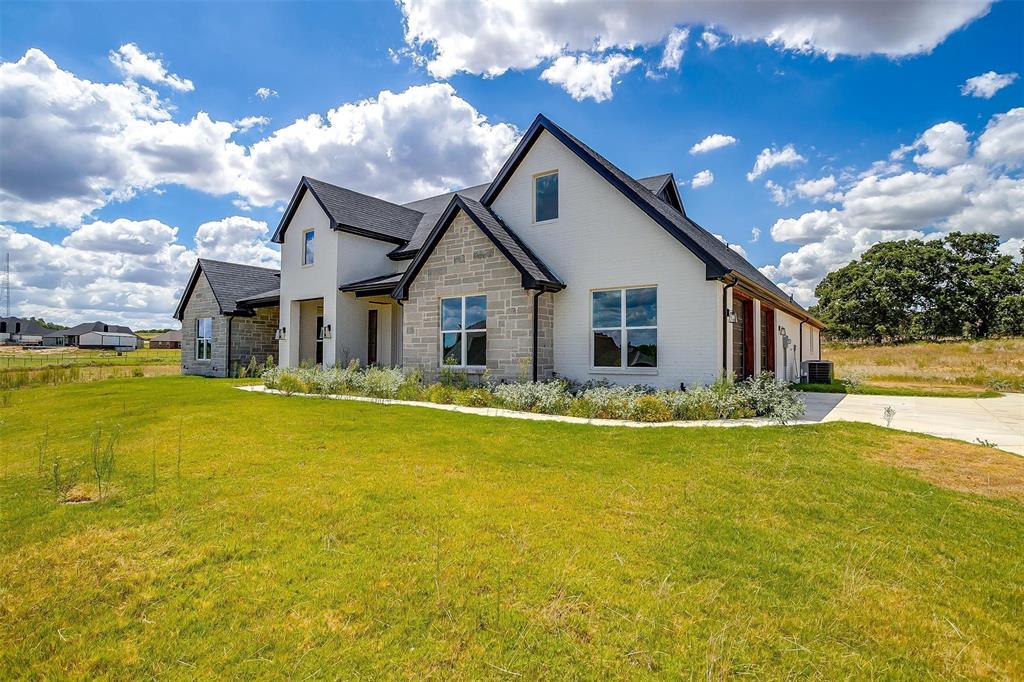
[239,386,1023,455]
[800,392,1024,456]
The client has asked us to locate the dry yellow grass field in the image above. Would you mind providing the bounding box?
[822,337,1024,394]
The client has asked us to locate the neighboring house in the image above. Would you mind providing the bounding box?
[176,114,823,387]
[173,259,280,377]
[149,330,183,349]
[0,317,48,345]
[42,322,143,350]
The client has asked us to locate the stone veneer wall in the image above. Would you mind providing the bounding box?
[403,211,555,382]
[228,306,278,372]
[181,272,279,378]
[181,273,227,377]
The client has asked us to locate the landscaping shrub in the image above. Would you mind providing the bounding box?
[361,366,407,399]
[631,395,673,422]
[492,379,571,414]
[454,387,494,408]
[736,372,806,424]
[259,365,804,423]
[572,384,647,419]
[424,383,456,404]
[276,373,307,396]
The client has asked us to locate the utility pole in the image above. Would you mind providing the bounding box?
[1,252,9,317]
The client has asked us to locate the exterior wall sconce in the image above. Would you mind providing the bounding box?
[726,309,737,324]
[275,327,286,340]
[323,324,332,339]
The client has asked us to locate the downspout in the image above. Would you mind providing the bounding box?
[798,319,805,365]
[722,278,737,374]
[532,289,544,382]
[226,314,234,377]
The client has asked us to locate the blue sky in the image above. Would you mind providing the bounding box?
[1,0,1021,327]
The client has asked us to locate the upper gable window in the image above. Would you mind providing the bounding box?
[534,171,558,223]
[302,229,314,266]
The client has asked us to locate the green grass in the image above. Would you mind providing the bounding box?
[797,382,1001,398]
[0,347,179,369]
[1,377,1022,678]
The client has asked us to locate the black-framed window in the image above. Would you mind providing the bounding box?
[534,171,558,222]
[592,287,657,369]
[196,317,213,361]
[440,295,486,367]
[303,229,314,265]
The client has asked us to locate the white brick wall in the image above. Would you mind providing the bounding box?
[490,130,721,388]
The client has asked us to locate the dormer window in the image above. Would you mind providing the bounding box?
[534,171,558,223]
[303,229,314,265]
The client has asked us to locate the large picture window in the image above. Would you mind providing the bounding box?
[302,229,315,265]
[440,295,487,367]
[196,317,213,361]
[534,171,558,222]
[592,287,657,369]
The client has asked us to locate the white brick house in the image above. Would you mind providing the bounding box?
[177,114,823,387]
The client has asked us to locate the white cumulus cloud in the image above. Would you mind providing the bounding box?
[691,169,714,188]
[658,27,689,71]
[0,48,521,225]
[794,175,837,199]
[961,71,1018,99]
[109,43,194,92]
[398,0,991,80]
[689,133,737,154]
[762,108,1024,305]
[747,144,806,181]
[255,87,278,100]
[540,53,641,102]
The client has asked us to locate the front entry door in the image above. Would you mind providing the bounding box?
[367,310,378,366]
[315,315,324,365]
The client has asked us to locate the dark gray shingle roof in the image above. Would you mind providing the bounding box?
[458,196,562,287]
[393,195,563,300]
[391,182,490,258]
[44,321,136,338]
[637,174,673,195]
[1,317,48,336]
[537,118,804,311]
[174,259,281,320]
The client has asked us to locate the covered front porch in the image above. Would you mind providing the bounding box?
[281,283,403,369]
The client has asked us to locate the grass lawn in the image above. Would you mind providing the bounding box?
[796,382,1000,399]
[0,346,179,369]
[1,377,1022,678]
[822,337,1024,395]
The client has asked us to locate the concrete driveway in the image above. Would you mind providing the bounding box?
[800,391,1024,455]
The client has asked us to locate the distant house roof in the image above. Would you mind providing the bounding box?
[1,317,48,336]
[174,259,281,321]
[43,321,137,338]
[150,330,183,343]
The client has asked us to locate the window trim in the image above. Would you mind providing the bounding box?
[532,170,559,225]
[302,228,315,267]
[195,317,213,362]
[439,294,487,369]
[589,285,659,374]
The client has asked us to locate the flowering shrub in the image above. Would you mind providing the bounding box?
[492,379,571,414]
[259,365,803,423]
[361,366,408,399]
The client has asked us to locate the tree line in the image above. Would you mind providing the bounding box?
[810,232,1023,343]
